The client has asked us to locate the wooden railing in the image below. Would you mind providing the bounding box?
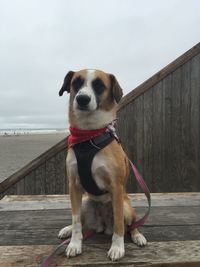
[0,137,68,198]
[117,42,200,192]
[0,42,200,197]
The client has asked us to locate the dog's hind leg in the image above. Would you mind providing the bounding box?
[58,225,72,239]
[81,196,105,233]
[123,195,147,247]
[130,228,147,247]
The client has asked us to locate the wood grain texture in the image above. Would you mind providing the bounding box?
[24,171,35,194]
[117,102,138,192]
[0,193,200,267]
[135,96,144,192]
[143,89,153,192]
[152,81,163,191]
[16,179,25,195]
[162,74,172,191]
[135,96,144,172]
[0,241,200,267]
[190,54,200,190]
[171,67,182,190]
[45,157,56,194]
[1,206,200,237]
[1,193,200,210]
[117,47,200,192]
[181,60,192,190]
[55,150,67,194]
[35,164,46,194]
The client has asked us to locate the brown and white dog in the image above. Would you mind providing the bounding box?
[58,69,147,261]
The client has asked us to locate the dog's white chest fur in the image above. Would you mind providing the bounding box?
[67,148,111,193]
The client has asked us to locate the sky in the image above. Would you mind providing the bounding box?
[0,0,200,129]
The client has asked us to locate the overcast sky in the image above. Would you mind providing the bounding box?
[0,0,199,129]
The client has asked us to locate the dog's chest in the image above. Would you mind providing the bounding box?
[67,149,110,192]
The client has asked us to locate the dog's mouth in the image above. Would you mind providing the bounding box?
[77,105,90,111]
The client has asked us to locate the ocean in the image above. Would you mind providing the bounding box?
[0,128,68,136]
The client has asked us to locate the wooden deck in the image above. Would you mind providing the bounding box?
[0,193,200,266]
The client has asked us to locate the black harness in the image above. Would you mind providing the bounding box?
[73,131,115,196]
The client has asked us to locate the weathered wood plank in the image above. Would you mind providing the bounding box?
[143,89,153,191]
[117,45,200,192]
[1,225,200,246]
[171,68,182,190]
[162,74,172,191]
[0,193,199,266]
[181,60,193,191]
[35,164,46,194]
[118,102,138,192]
[0,241,200,267]
[24,171,35,194]
[126,102,138,192]
[190,54,200,190]
[16,178,24,195]
[45,157,56,194]
[135,95,144,192]
[152,81,163,191]
[1,206,200,233]
[1,193,200,210]
[55,150,67,194]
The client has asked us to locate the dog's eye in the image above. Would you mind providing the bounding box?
[92,78,106,95]
[72,77,84,92]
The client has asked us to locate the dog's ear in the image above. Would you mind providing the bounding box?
[110,74,123,103]
[59,71,74,96]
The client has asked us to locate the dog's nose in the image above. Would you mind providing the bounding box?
[76,95,91,107]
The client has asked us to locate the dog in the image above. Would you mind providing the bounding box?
[58,69,147,261]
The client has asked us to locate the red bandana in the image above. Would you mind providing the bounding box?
[68,126,107,147]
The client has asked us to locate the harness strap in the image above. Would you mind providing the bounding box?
[73,131,114,196]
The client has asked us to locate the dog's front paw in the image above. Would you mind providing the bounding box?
[65,240,82,258]
[107,245,125,261]
[58,225,72,239]
[108,233,125,261]
[131,232,147,247]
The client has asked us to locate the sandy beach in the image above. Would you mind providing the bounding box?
[0,133,67,183]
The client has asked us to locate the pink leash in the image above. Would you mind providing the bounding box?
[40,160,151,267]
[128,159,151,230]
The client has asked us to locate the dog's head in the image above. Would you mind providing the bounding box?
[59,69,123,113]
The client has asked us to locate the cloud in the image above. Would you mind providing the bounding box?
[0,0,200,129]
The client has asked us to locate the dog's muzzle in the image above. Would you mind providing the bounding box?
[76,94,91,109]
